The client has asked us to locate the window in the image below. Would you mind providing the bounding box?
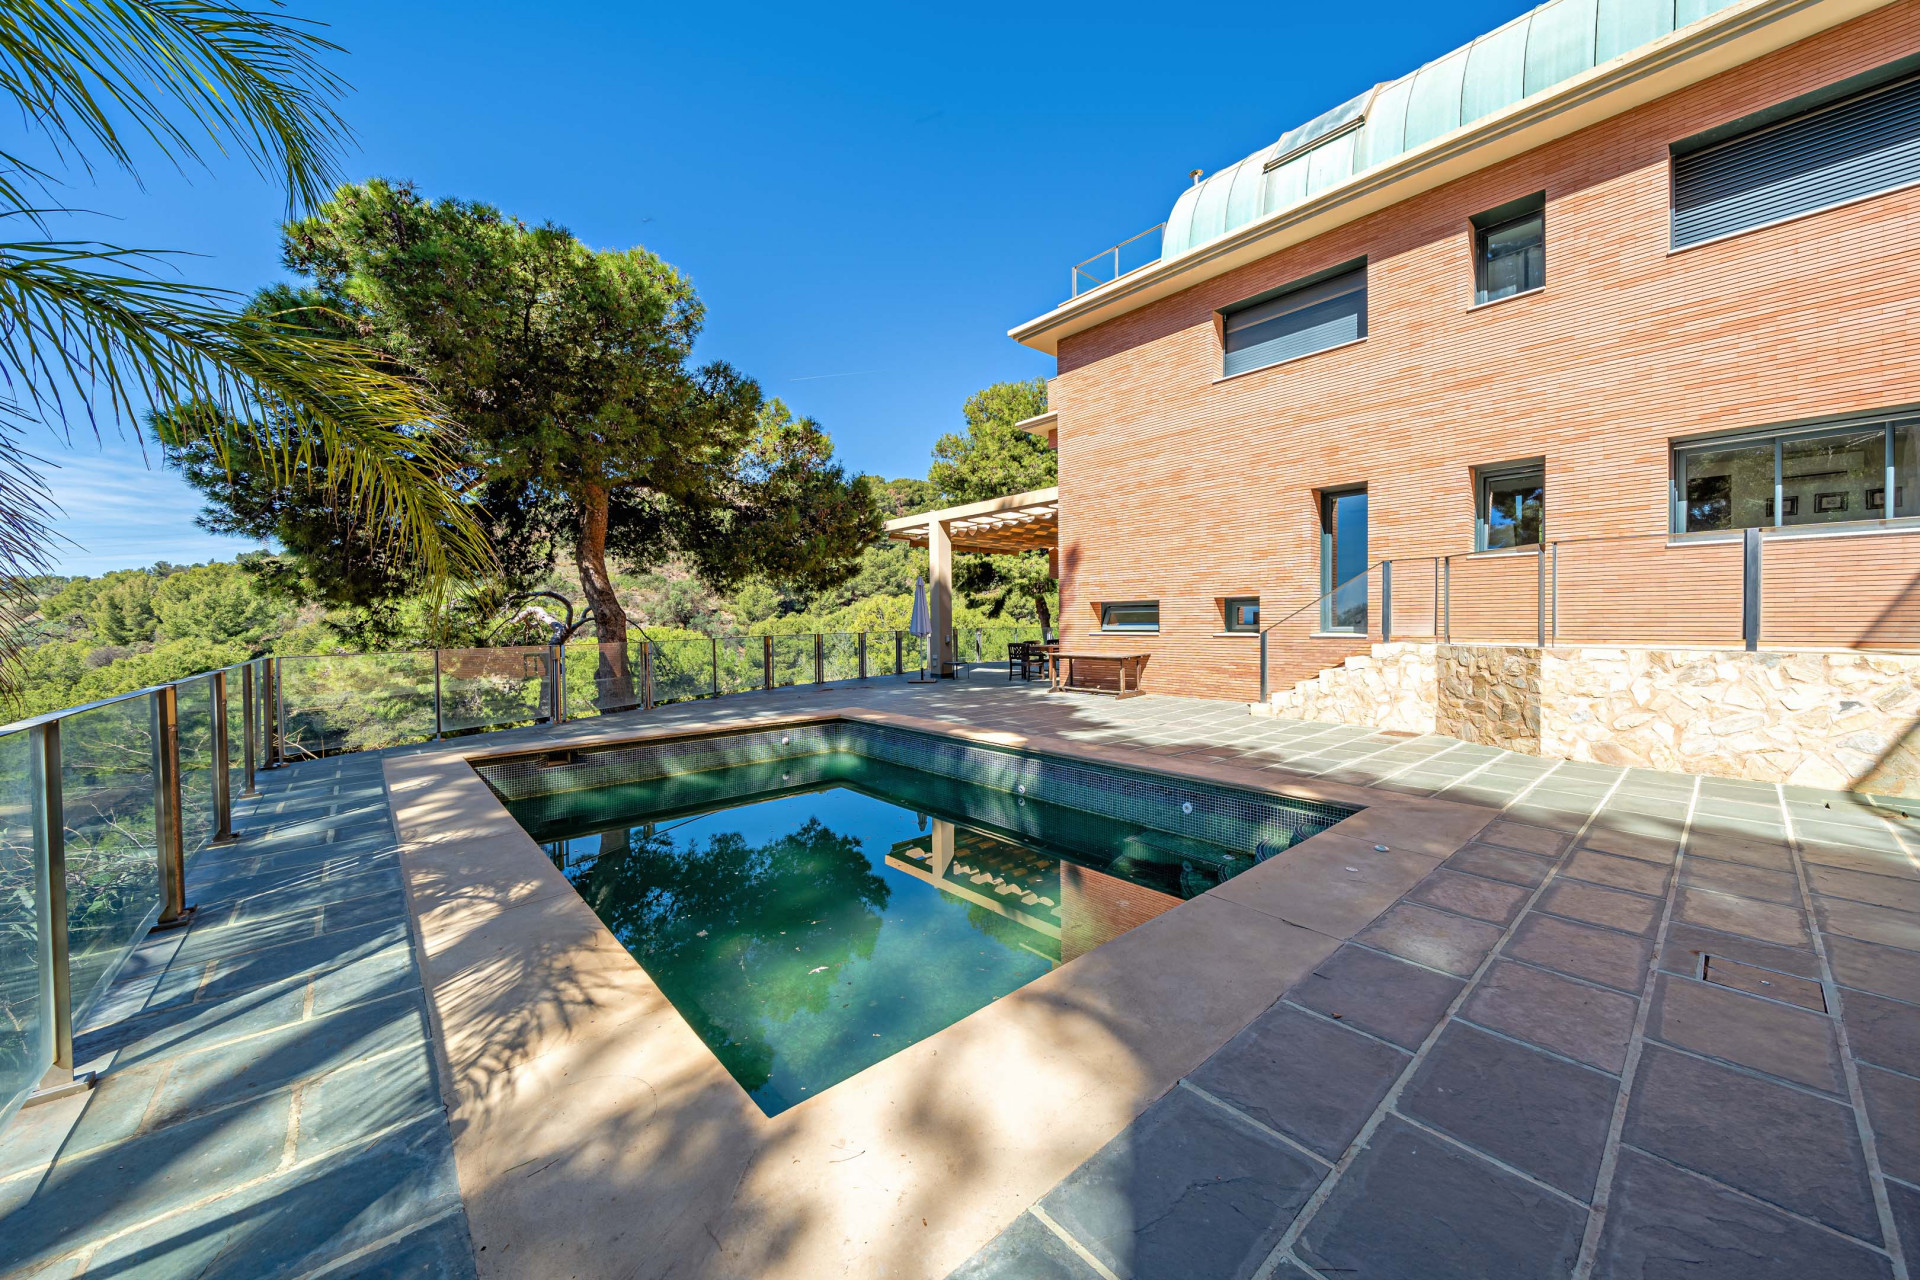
[1223,598,1260,632]
[1671,64,1920,249]
[1320,488,1368,633]
[1471,193,1545,304]
[1673,414,1920,533]
[1221,260,1367,377]
[1100,601,1159,631]
[1477,461,1545,549]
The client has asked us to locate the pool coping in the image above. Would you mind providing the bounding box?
[381,702,1500,1280]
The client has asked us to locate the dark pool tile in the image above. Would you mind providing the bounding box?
[948,1213,1102,1280]
[1563,849,1670,897]
[1354,903,1505,978]
[1659,922,1822,983]
[1401,1022,1616,1199]
[1624,1045,1880,1241]
[1539,880,1663,937]
[1841,990,1920,1076]
[1593,1148,1893,1280]
[1286,944,1464,1050]
[1507,913,1652,993]
[1296,1115,1585,1280]
[1648,974,1842,1093]
[1860,1064,1920,1186]
[1407,869,1532,926]
[1463,961,1639,1074]
[1038,1086,1322,1280]
[1444,842,1556,887]
[1191,1004,1408,1160]
[1674,887,1808,947]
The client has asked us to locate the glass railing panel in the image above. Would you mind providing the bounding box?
[822,633,861,683]
[1384,559,1441,640]
[1759,524,1920,651]
[177,677,216,857]
[58,698,161,1026]
[565,642,642,718]
[869,631,903,677]
[0,728,47,1127]
[769,634,812,687]
[652,638,717,705]
[716,635,758,695]
[279,653,437,755]
[1446,548,1544,645]
[437,647,551,736]
[225,668,246,786]
[1550,534,1743,647]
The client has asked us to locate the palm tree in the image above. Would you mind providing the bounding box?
[0,1,491,702]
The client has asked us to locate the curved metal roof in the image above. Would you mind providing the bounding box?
[1162,0,1737,260]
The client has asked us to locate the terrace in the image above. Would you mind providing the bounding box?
[1,659,1915,1280]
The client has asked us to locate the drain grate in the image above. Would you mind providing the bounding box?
[1700,954,1828,1012]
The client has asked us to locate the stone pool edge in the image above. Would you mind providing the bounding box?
[381,703,1499,1280]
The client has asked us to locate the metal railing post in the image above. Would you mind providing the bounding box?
[641,641,654,711]
[814,633,825,684]
[1743,528,1762,651]
[1536,542,1547,649]
[26,719,93,1105]
[240,661,257,797]
[1259,631,1269,704]
[711,637,720,697]
[1381,560,1394,643]
[895,630,903,675]
[432,649,444,739]
[210,671,234,843]
[858,633,868,681]
[270,656,284,767]
[549,644,566,724]
[762,636,772,690]
[1550,543,1559,645]
[1442,557,1452,644]
[152,685,192,930]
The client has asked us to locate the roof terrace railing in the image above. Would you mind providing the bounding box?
[0,625,1047,1130]
[1071,222,1165,298]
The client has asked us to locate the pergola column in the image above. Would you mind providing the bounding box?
[929,514,955,676]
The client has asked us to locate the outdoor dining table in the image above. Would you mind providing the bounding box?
[1045,650,1149,699]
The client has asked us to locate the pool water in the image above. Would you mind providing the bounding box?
[503,754,1279,1116]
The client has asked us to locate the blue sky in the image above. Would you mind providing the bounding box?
[32,0,1526,575]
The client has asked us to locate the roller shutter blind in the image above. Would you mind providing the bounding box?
[1672,71,1920,249]
[1222,265,1367,377]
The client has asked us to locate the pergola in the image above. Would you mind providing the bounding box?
[883,485,1059,675]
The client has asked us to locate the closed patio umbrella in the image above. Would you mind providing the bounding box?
[908,576,936,682]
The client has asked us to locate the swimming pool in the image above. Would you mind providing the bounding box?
[477,722,1357,1115]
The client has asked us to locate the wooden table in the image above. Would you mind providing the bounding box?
[1046,651,1149,698]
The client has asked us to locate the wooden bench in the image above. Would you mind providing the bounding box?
[1046,651,1149,699]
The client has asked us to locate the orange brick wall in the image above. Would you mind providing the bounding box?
[1047,0,1920,701]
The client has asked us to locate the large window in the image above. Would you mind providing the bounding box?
[1674,416,1919,533]
[1320,488,1368,633]
[1671,64,1920,249]
[1472,194,1545,305]
[1221,261,1367,378]
[1477,461,1545,550]
[1100,601,1159,632]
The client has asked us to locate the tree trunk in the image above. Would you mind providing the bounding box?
[576,483,637,711]
[1032,589,1053,643]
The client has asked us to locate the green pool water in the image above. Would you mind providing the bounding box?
[503,754,1272,1116]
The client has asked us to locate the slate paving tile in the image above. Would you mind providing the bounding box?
[1798,819,1904,854]
[1354,902,1505,978]
[1816,897,1920,952]
[1503,803,1594,832]
[1674,886,1808,946]
[1839,990,1920,1076]
[307,938,417,1015]
[1648,973,1842,1092]
[1566,849,1671,896]
[1480,820,1573,857]
[1859,1064,1920,1185]
[1539,879,1663,937]
[1444,842,1556,887]
[295,1040,441,1160]
[1659,921,1822,983]
[1401,1022,1617,1199]
[1888,1179,1920,1277]
[189,918,410,1004]
[1583,819,1685,857]
[339,1211,479,1280]
[1296,1114,1586,1280]
[1680,858,1802,907]
[1037,1086,1322,1280]
[1592,1148,1894,1280]
[0,1092,294,1274]
[1463,960,1639,1073]
[1285,944,1464,1050]
[1828,935,1920,1002]
[948,1212,1100,1280]
[1801,841,1920,880]
[1810,865,1920,913]
[1624,1045,1881,1241]
[1406,868,1532,925]
[1684,831,1795,871]
[1507,913,1653,993]
[1700,955,1826,1010]
[1191,1004,1408,1160]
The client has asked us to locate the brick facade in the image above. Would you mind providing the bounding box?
[1043,0,1920,701]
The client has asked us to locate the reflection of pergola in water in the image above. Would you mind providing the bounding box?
[883,485,1058,676]
[885,818,1180,965]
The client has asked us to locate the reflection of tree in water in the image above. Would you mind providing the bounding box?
[559,818,890,1093]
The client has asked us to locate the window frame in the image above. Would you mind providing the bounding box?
[1218,258,1368,379]
[1222,597,1260,633]
[1099,600,1161,633]
[1669,411,1920,536]
[1469,192,1546,306]
[1475,459,1546,551]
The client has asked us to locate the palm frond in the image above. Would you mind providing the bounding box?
[0,0,348,215]
[0,404,58,705]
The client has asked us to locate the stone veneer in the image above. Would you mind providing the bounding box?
[1259,641,1920,798]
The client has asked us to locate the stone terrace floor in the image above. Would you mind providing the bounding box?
[1,672,1916,1279]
